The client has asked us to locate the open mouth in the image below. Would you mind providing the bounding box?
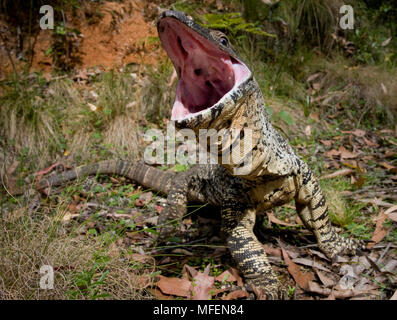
[158,17,251,121]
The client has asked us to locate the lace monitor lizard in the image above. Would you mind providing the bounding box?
[37,10,366,299]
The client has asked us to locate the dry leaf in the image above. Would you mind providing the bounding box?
[221,290,249,300]
[308,249,330,261]
[262,244,282,257]
[292,257,331,273]
[352,129,366,137]
[135,192,153,207]
[369,210,390,248]
[314,269,335,288]
[156,275,191,297]
[307,281,331,296]
[182,264,198,279]
[320,139,333,147]
[308,281,378,299]
[149,288,175,300]
[390,290,397,300]
[338,265,358,290]
[190,271,215,300]
[362,136,379,147]
[384,205,397,222]
[339,146,358,159]
[385,150,396,158]
[228,268,244,287]
[380,162,397,173]
[267,211,300,227]
[325,149,340,158]
[281,248,315,290]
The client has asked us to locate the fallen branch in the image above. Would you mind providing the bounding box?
[357,198,395,208]
[320,168,353,180]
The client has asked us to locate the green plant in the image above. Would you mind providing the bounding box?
[0,73,68,170]
[287,285,295,298]
[202,12,275,38]
[67,263,111,299]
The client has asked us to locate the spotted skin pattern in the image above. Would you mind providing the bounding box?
[36,11,366,300]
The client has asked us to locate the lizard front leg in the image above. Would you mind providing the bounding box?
[295,165,366,259]
[221,207,285,299]
[157,171,190,239]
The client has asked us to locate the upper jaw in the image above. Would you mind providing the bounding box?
[157,11,251,125]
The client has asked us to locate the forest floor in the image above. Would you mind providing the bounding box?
[0,0,396,300]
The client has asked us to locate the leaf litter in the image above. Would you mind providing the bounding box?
[35,121,397,300]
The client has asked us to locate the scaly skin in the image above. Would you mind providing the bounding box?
[36,10,366,300]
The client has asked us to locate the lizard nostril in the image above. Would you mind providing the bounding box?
[194,69,202,76]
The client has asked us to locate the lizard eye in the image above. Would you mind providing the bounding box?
[220,36,229,46]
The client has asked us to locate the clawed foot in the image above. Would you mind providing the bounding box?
[319,234,367,260]
[245,276,287,300]
[156,204,186,241]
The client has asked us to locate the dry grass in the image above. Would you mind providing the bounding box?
[322,186,350,227]
[309,57,397,125]
[103,115,141,159]
[0,64,177,299]
[0,199,153,299]
[139,60,175,123]
[0,66,153,182]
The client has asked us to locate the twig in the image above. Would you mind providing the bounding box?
[48,75,68,82]
[320,168,353,180]
[353,192,397,201]
[357,198,395,208]
[376,243,391,265]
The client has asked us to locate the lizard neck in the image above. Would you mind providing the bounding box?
[208,78,298,180]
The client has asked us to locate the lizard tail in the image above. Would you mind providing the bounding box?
[37,160,175,195]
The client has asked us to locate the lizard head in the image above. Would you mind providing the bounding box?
[157,10,253,130]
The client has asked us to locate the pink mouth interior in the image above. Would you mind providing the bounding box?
[158,18,250,121]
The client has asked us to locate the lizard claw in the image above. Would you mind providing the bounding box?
[157,224,175,242]
[156,204,186,241]
[319,235,368,260]
[246,278,287,300]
